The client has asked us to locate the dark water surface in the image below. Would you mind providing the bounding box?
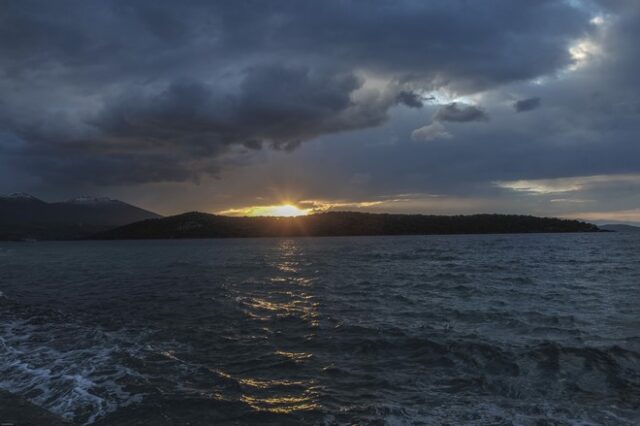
[0,233,639,425]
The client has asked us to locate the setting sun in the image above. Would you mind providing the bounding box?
[219,204,310,217]
[257,204,309,217]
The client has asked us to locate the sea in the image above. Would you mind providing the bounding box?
[0,233,638,425]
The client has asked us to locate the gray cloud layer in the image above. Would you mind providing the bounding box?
[0,0,595,186]
[514,97,542,113]
[434,103,490,123]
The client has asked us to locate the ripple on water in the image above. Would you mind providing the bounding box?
[0,234,638,425]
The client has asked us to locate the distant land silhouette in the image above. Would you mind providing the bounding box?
[0,193,161,240]
[0,193,606,240]
[599,224,640,232]
[92,211,600,240]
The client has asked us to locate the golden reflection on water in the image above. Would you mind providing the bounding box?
[275,239,300,273]
[158,240,321,415]
[240,239,320,327]
[238,377,305,389]
[240,296,320,326]
[233,239,321,414]
[274,350,313,362]
[240,392,320,413]
[153,350,319,414]
[161,350,180,361]
[215,366,320,413]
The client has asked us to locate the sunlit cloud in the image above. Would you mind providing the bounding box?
[218,201,380,217]
[299,193,445,212]
[494,174,640,194]
[566,14,608,72]
[217,193,449,217]
[218,204,310,217]
[569,38,602,70]
[549,198,592,203]
[298,199,385,211]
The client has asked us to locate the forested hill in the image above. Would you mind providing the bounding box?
[92,211,600,240]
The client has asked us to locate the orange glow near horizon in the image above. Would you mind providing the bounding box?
[219,204,310,217]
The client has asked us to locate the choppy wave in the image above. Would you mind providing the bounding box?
[0,302,147,424]
[0,233,639,425]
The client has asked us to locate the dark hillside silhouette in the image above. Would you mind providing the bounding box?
[93,211,599,240]
[0,194,161,240]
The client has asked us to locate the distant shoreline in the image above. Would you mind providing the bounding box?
[89,211,601,241]
[0,194,614,241]
[0,231,614,243]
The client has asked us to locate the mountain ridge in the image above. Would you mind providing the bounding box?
[63,196,126,206]
[92,211,601,240]
[0,193,161,240]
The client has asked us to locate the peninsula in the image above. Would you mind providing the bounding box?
[92,211,600,240]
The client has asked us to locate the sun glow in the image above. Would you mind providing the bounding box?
[219,204,310,217]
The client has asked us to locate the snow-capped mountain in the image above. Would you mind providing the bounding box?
[0,194,161,240]
[0,192,44,202]
[64,196,124,206]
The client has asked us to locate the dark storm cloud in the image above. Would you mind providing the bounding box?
[92,67,367,153]
[395,92,424,109]
[434,103,489,123]
[514,97,542,112]
[0,0,596,185]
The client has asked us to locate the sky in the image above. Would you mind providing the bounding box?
[1,0,639,223]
